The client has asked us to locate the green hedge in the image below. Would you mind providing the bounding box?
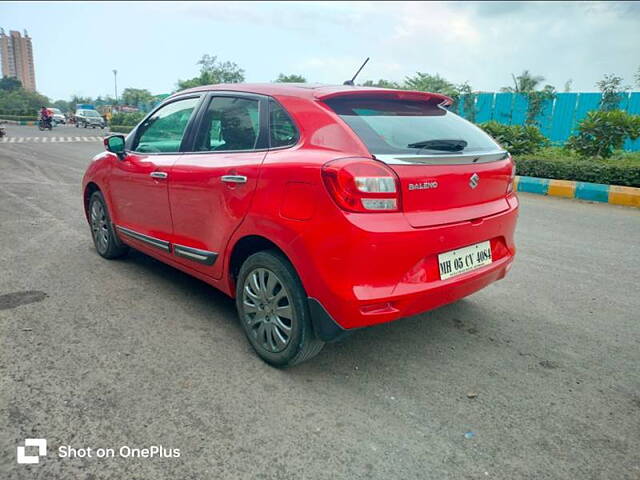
[109,125,134,134]
[0,114,38,121]
[110,112,145,126]
[515,156,640,188]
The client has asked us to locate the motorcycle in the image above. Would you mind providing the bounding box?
[38,117,53,131]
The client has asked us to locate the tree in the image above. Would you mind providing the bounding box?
[404,72,458,97]
[563,79,573,92]
[0,76,22,92]
[596,74,629,111]
[0,88,49,114]
[52,99,71,112]
[275,73,306,83]
[501,70,545,93]
[121,88,154,106]
[526,85,556,125]
[70,95,95,106]
[567,110,640,158]
[453,81,476,122]
[360,79,401,89]
[177,54,245,90]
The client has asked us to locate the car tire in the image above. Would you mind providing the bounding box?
[88,191,128,259]
[236,250,325,367]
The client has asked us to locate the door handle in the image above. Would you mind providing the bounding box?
[150,171,168,179]
[221,175,248,184]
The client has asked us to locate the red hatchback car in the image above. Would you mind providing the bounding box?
[82,83,518,366]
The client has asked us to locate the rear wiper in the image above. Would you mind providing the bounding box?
[407,139,468,151]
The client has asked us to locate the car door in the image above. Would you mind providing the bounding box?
[108,96,201,253]
[168,93,268,279]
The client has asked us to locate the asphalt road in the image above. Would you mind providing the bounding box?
[1,124,639,479]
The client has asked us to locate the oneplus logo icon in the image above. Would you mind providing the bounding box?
[17,439,47,464]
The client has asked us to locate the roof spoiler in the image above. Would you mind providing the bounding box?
[315,89,453,107]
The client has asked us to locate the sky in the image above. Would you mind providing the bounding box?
[1,1,639,101]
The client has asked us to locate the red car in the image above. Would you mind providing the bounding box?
[82,84,518,367]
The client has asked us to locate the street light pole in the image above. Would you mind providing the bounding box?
[113,69,118,105]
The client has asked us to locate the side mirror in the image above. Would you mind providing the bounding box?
[104,135,126,159]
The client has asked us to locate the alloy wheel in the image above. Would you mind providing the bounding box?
[90,200,110,253]
[241,268,294,353]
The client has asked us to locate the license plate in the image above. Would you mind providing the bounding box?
[438,241,492,280]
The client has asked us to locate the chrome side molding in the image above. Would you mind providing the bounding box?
[173,244,218,266]
[115,226,218,265]
[116,226,170,252]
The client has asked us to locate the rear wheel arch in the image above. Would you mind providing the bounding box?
[83,182,101,221]
[228,235,293,291]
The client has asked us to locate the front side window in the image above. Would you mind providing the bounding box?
[269,99,298,148]
[324,97,500,156]
[193,96,260,152]
[133,97,199,153]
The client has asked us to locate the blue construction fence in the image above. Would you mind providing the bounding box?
[449,92,640,151]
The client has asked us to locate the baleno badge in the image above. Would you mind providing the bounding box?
[408,181,438,191]
[469,173,479,189]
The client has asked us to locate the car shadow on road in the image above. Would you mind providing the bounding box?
[119,248,490,374]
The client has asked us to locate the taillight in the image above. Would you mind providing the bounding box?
[506,157,516,194]
[322,158,402,213]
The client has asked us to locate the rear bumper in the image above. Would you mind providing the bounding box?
[299,194,519,331]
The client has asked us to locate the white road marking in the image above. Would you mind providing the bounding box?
[1,135,111,143]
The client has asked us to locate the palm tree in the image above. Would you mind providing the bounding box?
[501,70,545,93]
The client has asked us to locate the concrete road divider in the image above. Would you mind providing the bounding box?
[514,176,640,208]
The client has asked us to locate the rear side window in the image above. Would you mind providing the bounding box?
[269,100,298,148]
[324,97,500,155]
[194,96,260,152]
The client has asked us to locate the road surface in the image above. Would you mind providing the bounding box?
[1,124,638,479]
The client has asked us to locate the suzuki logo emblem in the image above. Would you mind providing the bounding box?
[469,173,480,189]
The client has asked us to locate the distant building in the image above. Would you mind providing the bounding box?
[0,28,36,91]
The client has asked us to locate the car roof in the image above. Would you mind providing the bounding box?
[172,83,452,105]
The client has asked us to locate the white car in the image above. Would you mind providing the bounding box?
[49,107,66,125]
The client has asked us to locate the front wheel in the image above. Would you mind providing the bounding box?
[236,251,324,367]
[88,191,128,259]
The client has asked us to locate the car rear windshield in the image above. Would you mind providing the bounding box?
[324,97,500,155]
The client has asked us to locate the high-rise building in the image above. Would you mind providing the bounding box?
[0,28,36,91]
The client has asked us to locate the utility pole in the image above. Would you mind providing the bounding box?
[113,69,118,105]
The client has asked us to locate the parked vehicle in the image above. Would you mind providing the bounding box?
[82,84,518,367]
[75,109,106,129]
[38,116,53,131]
[48,107,66,125]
